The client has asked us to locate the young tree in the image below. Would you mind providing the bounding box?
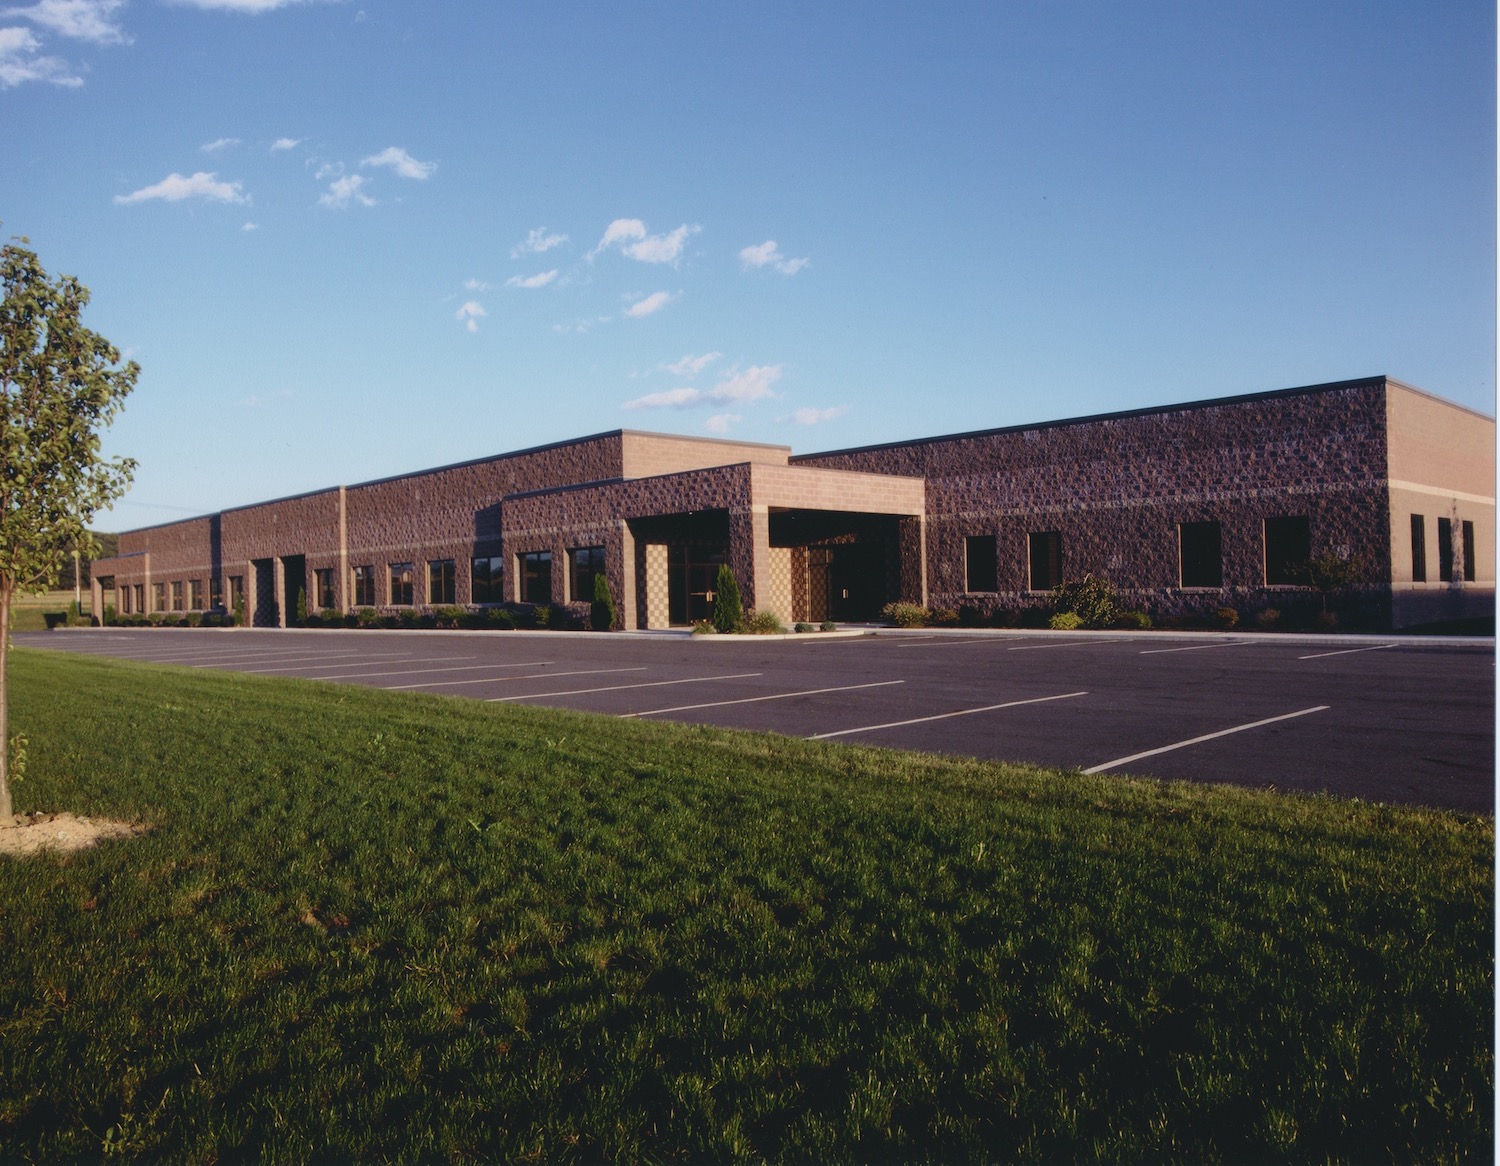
[1,239,137,817]
[1296,551,1363,614]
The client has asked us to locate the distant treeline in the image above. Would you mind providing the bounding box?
[52,532,119,590]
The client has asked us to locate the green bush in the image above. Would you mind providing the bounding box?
[185,611,203,628]
[930,607,960,627]
[591,573,618,632]
[881,601,930,628]
[530,604,551,629]
[233,594,246,627]
[1052,575,1117,629]
[102,604,118,626]
[820,620,837,632]
[1115,609,1152,629]
[486,608,518,631]
[711,565,743,634]
[398,609,422,629]
[1049,611,1084,630]
[1256,608,1281,629]
[1216,607,1240,629]
[743,610,787,635]
[690,619,717,635]
[794,622,813,634]
[356,607,380,628]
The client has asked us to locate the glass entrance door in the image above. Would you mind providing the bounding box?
[669,545,727,625]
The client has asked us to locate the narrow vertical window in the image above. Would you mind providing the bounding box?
[1179,521,1223,588]
[189,579,204,610]
[1028,531,1062,591]
[153,582,166,611]
[1410,515,1426,583]
[471,556,502,604]
[171,581,185,611]
[965,536,998,592]
[352,565,375,606]
[569,547,605,602]
[389,562,414,606]
[520,551,552,604]
[315,568,336,609]
[1263,516,1310,585]
[1438,518,1453,582]
[1462,520,1476,582]
[428,559,456,605]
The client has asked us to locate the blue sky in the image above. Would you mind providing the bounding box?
[1,1,1493,531]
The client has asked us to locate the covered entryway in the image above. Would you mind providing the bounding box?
[669,544,728,625]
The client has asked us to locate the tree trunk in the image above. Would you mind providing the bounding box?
[0,580,11,819]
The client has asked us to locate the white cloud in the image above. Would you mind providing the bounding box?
[704,414,741,434]
[591,218,699,264]
[2,0,128,42]
[319,173,373,209]
[625,290,673,318]
[240,220,258,231]
[201,136,239,153]
[622,364,782,411]
[660,352,721,378]
[464,277,492,291]
[787,405,847,425]
[505,270,558,289]
[0,25,81,86]
[512,227,568,257]
[740,239,809,275]
[455,301,486,333]
[114,171,248,205]
[361,146,435,180]
[164,0,308,11]
[270,137,301,152]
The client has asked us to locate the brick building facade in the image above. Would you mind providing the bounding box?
[90,376,1495,631]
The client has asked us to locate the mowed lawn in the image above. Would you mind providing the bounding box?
[0,648,1490,1163]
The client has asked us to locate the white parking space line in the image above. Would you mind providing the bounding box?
[1298,644,1396,660]
[487,672,765,703]
[196,653,412,669]
[236,655,478,674]
[897,638,1031,649]
[302,661,549,681]
[808,690,1089,740]
[1082,705,1330,774]
[1138,640,1253,655]
[385,667,645,690]
[1006,639,1119,651]
[623,679,905,718]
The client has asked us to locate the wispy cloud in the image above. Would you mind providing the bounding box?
[201,136,239,153]
[241,220,258,231]
[464,277,492,291]
[165,0,310,11]
[115,171,248,205]
[0,25,79,86]
[625,290,673,318]
[787,405,847,425]
[505,270,558,289]
[704,414,741,434]
[659,352,721,378]
[270,136,301,152]
[623,364,782,410]
[512,227,568,257]
[591,218,699,264]
[740,240,809,275]
[361,146,435,180]
[2,0,128,43]
[319,174,373,209]
[455,301,486,333]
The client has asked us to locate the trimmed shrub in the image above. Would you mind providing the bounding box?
[184,611,203,628]
[486,608,518,631]
[744,610,787,635]
[881,601,929,628]
[102,604,118,626]
[1049,611,1084,631]
[712,565,743,634]
[531,604,552,629]
[1052,574,1117,629]
[691,619,717,635]
[794,622,813,634]
[820,620,837,632]
[1215,607,1240,629]
[1115,609,1152,630]
[1316,611,1339,631]
[356,607,380,628]
[1256,607,1281,629]
[930,607,960,627]
[591,573,618,632]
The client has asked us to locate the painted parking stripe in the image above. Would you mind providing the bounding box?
[1298,644,1396,660]
[196,653,417,669]
[808,690,1089,740]
[302,661,549,681]
[623,679,905,718]
[487,672,764,703]
[235,655,479,674]
[1007,639,1119,651]
[1082,705,1330,774]
[897,638,1033,649]
[384,667,645,690]
[1138,640,1253,655]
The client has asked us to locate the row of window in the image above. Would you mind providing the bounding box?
[1410,515,1475,583]
[962,516,1314,593]
[347,547,606,608]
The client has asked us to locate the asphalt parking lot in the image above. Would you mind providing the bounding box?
[18,626,1495,814]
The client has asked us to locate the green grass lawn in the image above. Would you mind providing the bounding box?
[9,591,79,632]
[0,648,1491,1162]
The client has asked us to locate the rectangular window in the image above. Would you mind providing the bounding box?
[210,577,223,610]
[964,536,998,593]
[153,582,167,611]
[352,565,376,607]
[315,567,336,610]
[1028,531,1062,591]
[1410,515,1426,583]
[120,586,132,614]
[227,576,243,613]
[171,581,185,611]
[136,584,146,613]
[389,562,414,606]
[569,546,605,602]
[428,559,456,605]
[520,551,552,604]
[1463,519,1476,582]
[1263,516,1310,586]
[1438,518,1454,583]
[1179,521,1223,588]
[471,556,503,604]
[189,579,204,610]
